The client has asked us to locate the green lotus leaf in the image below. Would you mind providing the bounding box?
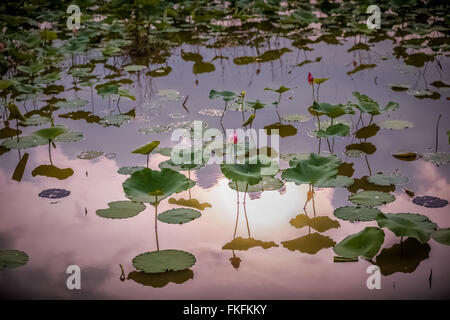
[132,249,196,273]
[345,142,376,155]
[53,131,84,143]
[319,123,350,137]
[367,172,409,186]
[0,127,21,139]
[311,101,355,119]
[431,229,450,246]
[245,100,267,110]
[77,150,104,160]
[282,153,340,185]
[222,237,278,251]
[333,206,381,222]
[96,201,146,219]
[242,114,255,127]
[100,115,133,127]
[23,115,51,126]
[1,135,47,149]
[282,233,335,254]
[124,65,147,72]
[208,89,236,102]
[333,227,385,259]
[376,212,437,244]
[132,141,160,155]
[264,123,297,137]
[380,120,414,130]
[348,191,395,207]
[280,152,310,164]
[281,114,311,123]
[264,85,290,94]
[228,177,284,192]
[32,165,74,180]
[55,99,89,109]
[118,88,135,100]
[123,168,195,204]
[289,214,340,232]
[220,160,270,185]
[315,175,354,188]
[313,78,328,84]
[351,92,380,115]
[97,84,119,98]
[7,103,26,122]
[0,79,17,90]
[193,61,215,74]
[158,208,201,224]
[117,166,146,175]
[354,124,379,139]
[32,126,67,140]
[0,250,29,270]
[422,152,450,166]
[383,101,400,112]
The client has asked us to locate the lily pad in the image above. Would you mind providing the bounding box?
[333,227,385,259]
[23,115,51,126]
[158,208,201,224]
[53,131,84,143]
[228,177,284,192]
[96,201,146,219]
[431,229,450,246]
[282,233,336,255]
[100,115,133,127]
[413,196,448,208]
[333,206,381,222]
[222,237,278,251]
[367,172,409,186]
[77,150,104,160]
[32,165,74,180]
[311,101,355,119]
[208,89,236,102]
[220,163,266,185]
[281,114,311,123]
[132,249,196,273]
[123,168,195,204]
[315,175,354,188]
[117,166,146,175]
[289,214,340,232]
[348,191,395,207]
[422,152,450,166]
[33,126,67,140]
[132,141,160,155]
[380,120,414,130]
[55,99,89,109]
[376,212,437,244]
[282,153,340,185]
[127,269,193,288]
[38,188,70,199]
[124,65,147,72]
[0,250,29,270]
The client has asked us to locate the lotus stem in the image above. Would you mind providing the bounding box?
[117,96,121,114]
[241,96,245,122]
[311,185,316,218]
[16,119,19,142]
[233,181,239,239]
[154,198,160,251]
[435,114,442,153]
[316,84,321,101]
[146,153,149,168]
[119,264,125,281]
[220,100,227,123]
[48,140,53,165]
[243,183,250,238]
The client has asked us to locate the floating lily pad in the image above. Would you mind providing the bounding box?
[367,172,409,186]
[315,175,354,188]
[333,206,381,222]
[96,201,146,219]
[413,196,448,208]
[343,149,365,158]
[124,65,147,72]
[333,227,385,259]
[53,131,84,143]
[220,163,265,185]
[127,269,193,288]
[158,208,201,224]
[354,124,380,139]
[289,214,340,232]
[422,152,450,166]
[55,99,89,109]
[38,188,70,199]
[32,165,74,180]
[431,229,450,246]
[380,120,414,130]
[33,126,67,140]
[377,212,437,244]
[123,168,195,204]
[168,198,212,211]
[281,114,311,122]
[392,151,418,161]
[132,250,196,273]
[77,150,104,160]
[23,115,51,126]
[282,233,336,254]
[100,115,133,127]
[117,166,146,175]
[228,177,284,192]
[0,250,29,270]
[222,237,278,251]
[282,153,340,185]
[348,191,395,207]
[280,153,310,164]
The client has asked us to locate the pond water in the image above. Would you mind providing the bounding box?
[0,1,449,299]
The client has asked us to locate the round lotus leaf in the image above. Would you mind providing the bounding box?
[334,206,381,222]
[96,201,146,219]
[0,250,29,270]
[157,208,201,224]
[377,212,437,244]
[2,135,47,149]
[33,126,67,140]
[77,150,104,160]
[23,115,51,126]
[280,152,310,164]
[124,65,147,72]
[432,229,450,246]
[220,163,267,185]
[117,166,146,175]
[156,147,172,157]
[100,115,133,127]
[422,152,450,166]
[55,99,89,109]
[228,177,284,192]
[132,141,160,155]
[53,131,84,143]
[38,188,70,199]
[348,191,395,207]
[343,149,364,158]
[281,114,311,122]
[380,120,414,130]
[315,175,354,188]
[333,227,385,259]
[412,196,448,208]
[123,168,195,204]
[132,249,196,273]
[367,172,409,186]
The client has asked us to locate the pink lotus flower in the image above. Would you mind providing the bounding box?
[230,130,238,144]
[308,72,314,85]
